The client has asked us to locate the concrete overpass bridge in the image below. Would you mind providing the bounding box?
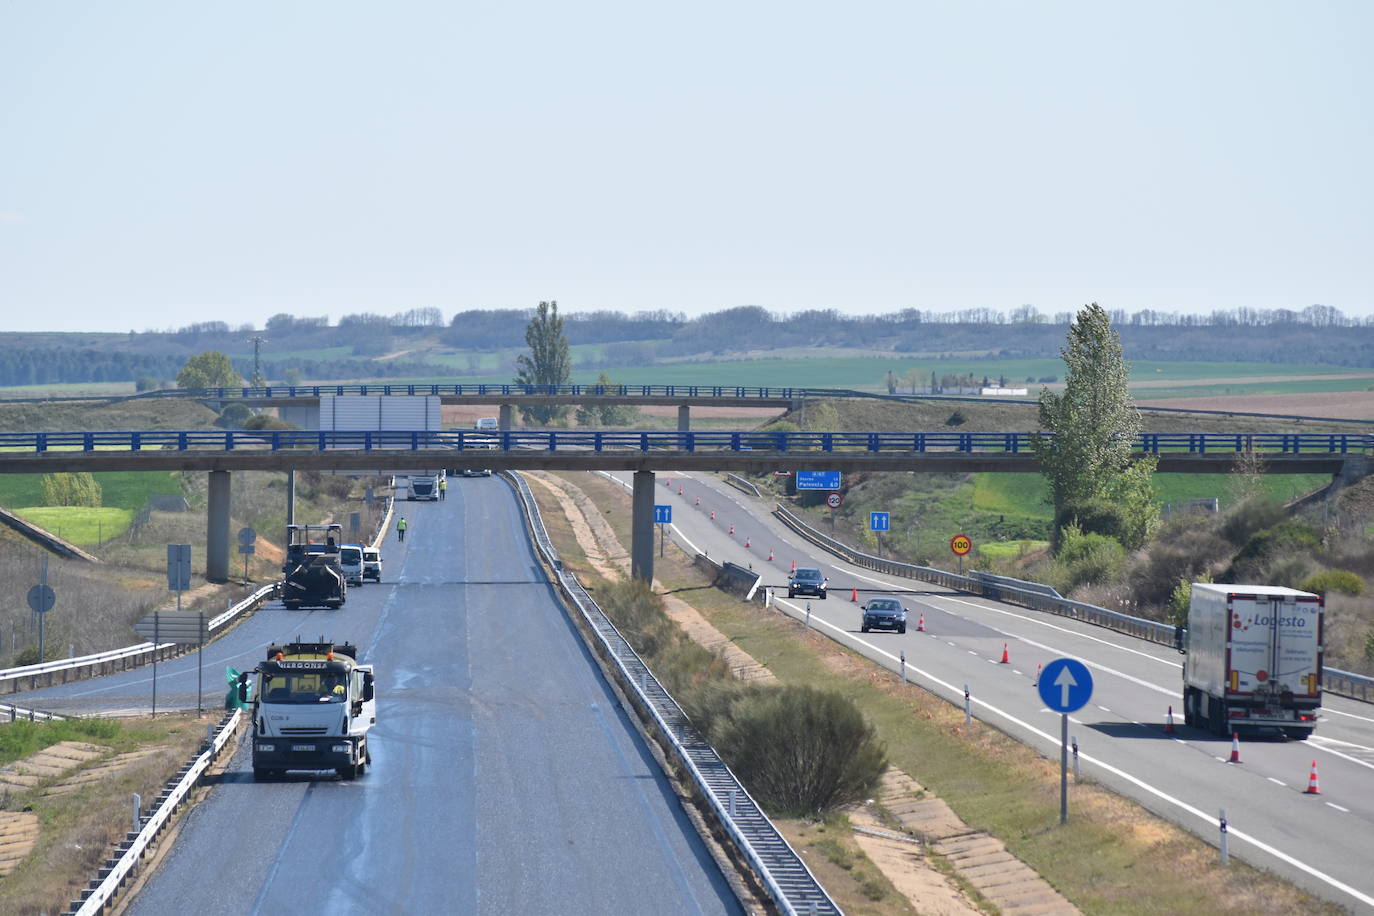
[0,428,1366,586]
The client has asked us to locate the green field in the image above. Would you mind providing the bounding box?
[13,506,134,546]
[0,470,182,516]
[973,472,1330,519]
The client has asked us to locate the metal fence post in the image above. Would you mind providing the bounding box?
[132,794,141,834]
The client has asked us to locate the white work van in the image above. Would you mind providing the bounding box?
[338,544,364,586]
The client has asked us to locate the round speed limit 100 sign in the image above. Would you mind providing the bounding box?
[950,534,972,556]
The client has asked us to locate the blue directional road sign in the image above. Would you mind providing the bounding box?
[796,470,842,490]
[1037,658,1093,713]
[870,512,891,531]
[654,504,672,524]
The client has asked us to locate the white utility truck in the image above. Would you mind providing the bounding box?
[1182,584,1323,739]
[407,472,441,500]
[238,640,376,780]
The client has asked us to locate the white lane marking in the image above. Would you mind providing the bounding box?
[1327,803,1350,813]
[843,565,1180,670]
[1267,777,1286,787]
[1321,706,1374,725]
[1097,705,1111,713]
[769,593,1374,910]
[1306,736,1374,773]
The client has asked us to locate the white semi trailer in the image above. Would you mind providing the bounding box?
[1182,583,1323,740]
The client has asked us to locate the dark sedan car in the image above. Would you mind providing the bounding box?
[787,567,828,599]
[861,597,908,633]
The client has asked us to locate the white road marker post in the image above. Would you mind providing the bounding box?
[1219,809,1229,865]
[964,684,971,725]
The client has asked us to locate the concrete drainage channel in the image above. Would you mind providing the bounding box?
[504,471,841,916]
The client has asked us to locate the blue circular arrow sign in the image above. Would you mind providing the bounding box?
[1037,658,1093,713]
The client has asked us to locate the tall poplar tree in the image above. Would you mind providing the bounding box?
[1033,303,1157,549]
[514,300,572,424]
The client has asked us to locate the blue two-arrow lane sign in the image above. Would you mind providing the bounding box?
[653,504,672,524]
[1037,658,1093,714]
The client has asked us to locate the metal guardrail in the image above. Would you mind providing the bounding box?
[773,505,1374,703]
[0,583,280,695]
[0,702,64,722]
[67,709,242,915]
[0,428,1367,456]
[724,473,762,498]
[505,471,840,915]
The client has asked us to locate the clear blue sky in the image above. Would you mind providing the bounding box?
[2,1,1370,332]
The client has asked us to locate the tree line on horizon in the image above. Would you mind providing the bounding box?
[1,302,1373,387]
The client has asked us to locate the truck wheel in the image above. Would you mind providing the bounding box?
[1283,728,1311,741]
[283,601,300,610]
[253,768,271,782]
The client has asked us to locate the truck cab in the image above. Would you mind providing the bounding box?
[282,524,347,609]
[338,544,365,586]
[408,473,440,500]
[242,641,375,780]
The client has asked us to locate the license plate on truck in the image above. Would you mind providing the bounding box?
[292,744,314,752]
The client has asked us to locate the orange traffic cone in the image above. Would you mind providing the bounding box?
[999,643,1010,664]
[1304,761,1321,795]
[710,510,715,520]
[850,587,858,602]
[729,524,734,536]
[790,560,796,572]
[744,536,751,548]
[1164,706,1176,734]
[1229,732,1242,763]
[767,547,774,561]
[917,612,925,632]
[695,496,700,506]
[678,486,684,496]
[1034,663,1041,685]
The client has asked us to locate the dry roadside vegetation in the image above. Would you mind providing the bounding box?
[0,715,209,916]
[547,470,1345,916]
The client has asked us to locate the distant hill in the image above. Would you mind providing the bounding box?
[0,304,1370,387]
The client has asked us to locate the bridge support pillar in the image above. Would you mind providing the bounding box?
[631,470,655,584]
[499,403,514,430]
[286,469,296,526]
[206,470,231,583]
[677,405,690,433]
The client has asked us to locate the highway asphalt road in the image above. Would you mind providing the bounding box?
[608,470,1374,914]
[20,478,742,915]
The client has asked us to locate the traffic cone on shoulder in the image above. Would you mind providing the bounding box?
[678,486,684,496]
[744,535,751,548]
[1164,706,1176,734]
[791,559,796,572]
[1000,643,1010,664]
[729,524,734,536]
[1304,760,1321,794]
[710,510,715,521]
[1034,663,1041,685]
[768,547,774,561]
[850,587,858,602]
[917,612,925,632]
[695,496,700,506]
[1229,732,1242,763]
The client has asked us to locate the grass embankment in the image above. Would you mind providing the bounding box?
[0,715,211,916]
[550,471,1342,916]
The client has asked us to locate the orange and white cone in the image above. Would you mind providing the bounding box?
[744,536,751,548]
[851,587,858,602]
[1034,663,1041,685]
[917,612,925,632]
[728,524,734,536]
[999,643,1010,664]
[790,560,796,572]
[1229,733,1242,763]
[710,510,715,521]
[1164,706,1176,734]
[1304,761,1321,795]
[767,547,774,561]
[695,496,700,506]
[678,486,684,496]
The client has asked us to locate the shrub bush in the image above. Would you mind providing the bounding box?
[687,683,887,816]
[1127,515,1231,610]
[1054,524,1126,589]
[1300,569,1365,597]
[242,414,298,431]
[1224,520,1320,581]
[1055,498,1128,545]
[1219,498,1288,547]
[945,410,966,426]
